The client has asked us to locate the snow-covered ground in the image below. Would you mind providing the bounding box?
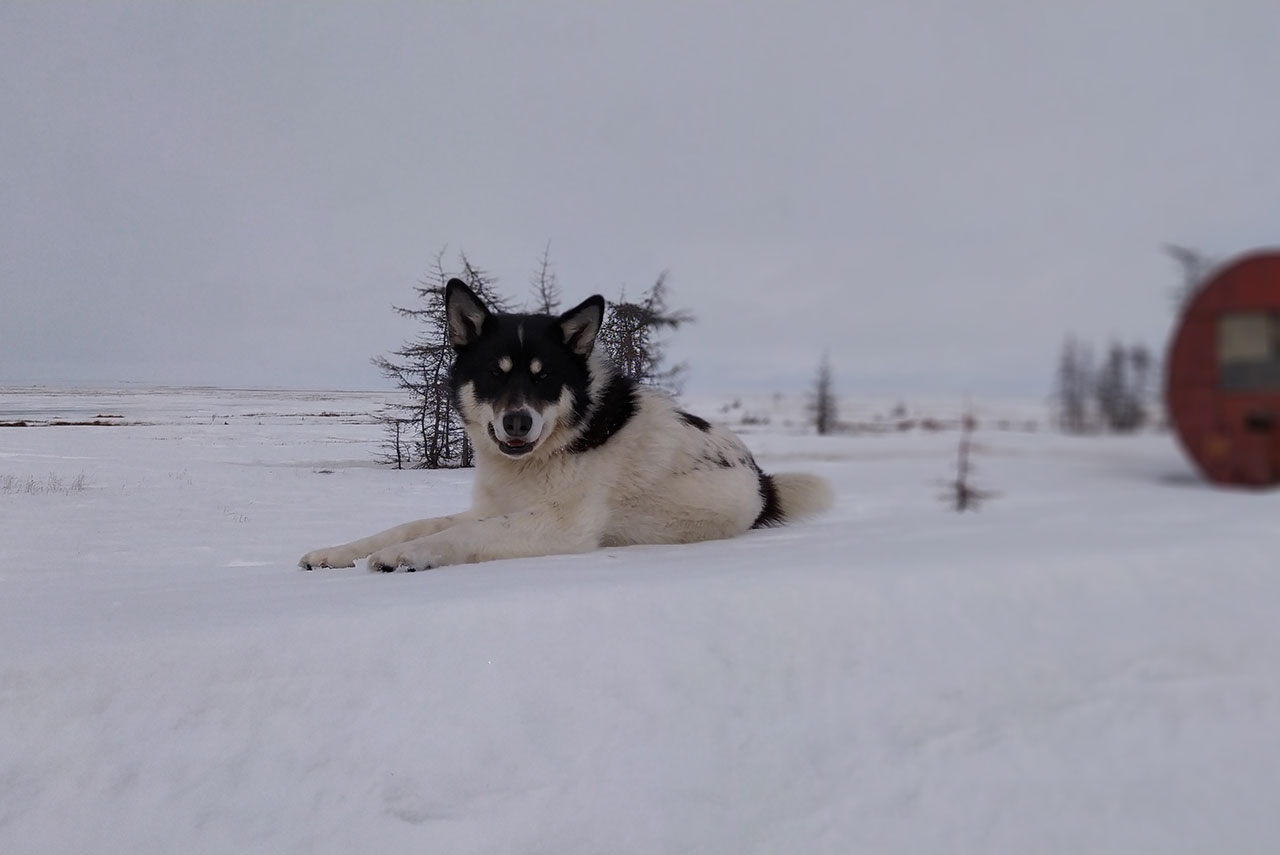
[1,386,1277,854]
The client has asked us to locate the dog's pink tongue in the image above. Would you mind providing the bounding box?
[506,439,527,447]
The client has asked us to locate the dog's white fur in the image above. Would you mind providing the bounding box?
[300,313,833,573]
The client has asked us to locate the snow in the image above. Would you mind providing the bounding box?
[2,386,1278,853]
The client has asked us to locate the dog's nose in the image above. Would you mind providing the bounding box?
[502,409,534,439]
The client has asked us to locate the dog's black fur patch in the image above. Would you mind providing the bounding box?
[566,375,638,454]
[751,471,785,529]
[678,410,712,432]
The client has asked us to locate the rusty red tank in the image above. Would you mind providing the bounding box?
[1166,249,1280,487]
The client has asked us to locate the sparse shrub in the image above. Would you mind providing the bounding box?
[0,472,88,496]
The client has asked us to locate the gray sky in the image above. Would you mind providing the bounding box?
[3,1,1278,397]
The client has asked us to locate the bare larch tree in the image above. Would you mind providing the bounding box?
[1164,244,1214,311]
[1053,335,1093,434]
[943,410,996,511]
[373,249,510,469]
[597,272,693,395]
[1094,341,1151,433]
[529,242,561,315]
[810,350,837,435]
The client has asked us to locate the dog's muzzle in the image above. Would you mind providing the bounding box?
[491,406,544,456]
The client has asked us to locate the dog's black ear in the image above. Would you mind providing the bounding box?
[445,278,490,349]
[558,295,605,357]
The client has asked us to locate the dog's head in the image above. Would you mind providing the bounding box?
[446,278,604,459]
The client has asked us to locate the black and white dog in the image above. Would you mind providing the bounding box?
[300,279,833,572]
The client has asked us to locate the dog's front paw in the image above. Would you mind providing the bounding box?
[298,546,362,571]
[367,544,450,573]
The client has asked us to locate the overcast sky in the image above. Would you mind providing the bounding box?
[2,2,1278,398]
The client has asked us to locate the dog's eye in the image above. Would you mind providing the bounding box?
[534,371,551,383]
[489,367,505,378]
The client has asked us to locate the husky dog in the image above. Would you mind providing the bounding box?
[300,279,833,572]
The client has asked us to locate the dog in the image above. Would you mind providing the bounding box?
[300,278,833,572]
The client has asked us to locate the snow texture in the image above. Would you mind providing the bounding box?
[1,387,1278,853]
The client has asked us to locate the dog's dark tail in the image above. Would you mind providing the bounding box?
[752,472,835,528]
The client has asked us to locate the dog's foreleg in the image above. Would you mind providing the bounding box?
[299,511,481,569]
[366,505,604,572]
